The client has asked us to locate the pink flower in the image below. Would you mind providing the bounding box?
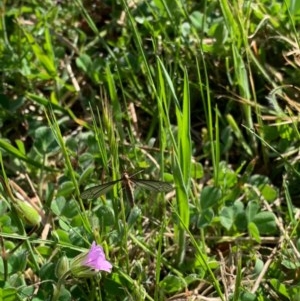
[83,241,112,273]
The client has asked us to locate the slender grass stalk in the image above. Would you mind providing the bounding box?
[105,64,126,141]
[226,114,252,156]
[218,0,257,155]
[156,59,191,264]
[73,0,98,35]
[45,108,91,233]
[231,45,254,153]
[0,138,55,172]
[94,93,131,272]
[129,233,183,278]
[232,247,242,301]
[117,269,155,301]
[284,0,300,49]
[214,107,220,184]
[243,125,300,177]
[196,55,220,184]
[91,107,109,173]
[154,216,166,301]
[120,0,191,265]
[171,203,225,301]
[0,153,39,271]
[283,177,295,226]
[120,0,155,91]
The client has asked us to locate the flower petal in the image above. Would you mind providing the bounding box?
[83,241,112,273]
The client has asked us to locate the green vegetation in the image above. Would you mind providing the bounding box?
[1,0,300,300]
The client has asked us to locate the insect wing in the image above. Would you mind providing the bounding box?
[80,180,119,199]
[132,179,173,192]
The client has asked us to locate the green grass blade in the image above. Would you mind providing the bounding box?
[45,107,91,233]
[156,59,191,264]
[21,28,57,78]
[174,68,191,264]
[0,138,55,171]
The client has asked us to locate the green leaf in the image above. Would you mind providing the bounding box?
[103,275,130,297]
[281,258,299,269]
[10,251,27,272]
[200,186,222,209]
[233,200,244,214]
[248,222,261,243]
[233,200,247,231]
[220,206,234,230]
[269,278,289,298]
[52,229,71,243]
[15,139,25,155]
[34,126,58,155]
[278,123,294,140]
[189,11,204,30]
[239,291,256,301]
[79,166,95,185]
[39,262,56,281]
[126,206,141,228]
[252,212,277,235]
[184,274,200,286]
[218,162,237,188]
[51,196,67,216]
[253,258,264,277]
[22,30,57,77]
[213,21,229,46]
[245,201,259,222]
[180,22,190,37]
[36,245,54,257]
[289,286,300,301]
[0,94,24,111]
[260,184,278,202]
[262,125,279,141]
[57,181,75,197]
[160,274,185,294]
[235,211,247,232]
[0,288,19,301]
[191,162,203,179]
[76,54,92,73]
[197,208,214,228]
[61,199,79,219]
[56,284,72,301]
[249,174,269,186]
[194,252,216,272]
[290,0,300,14]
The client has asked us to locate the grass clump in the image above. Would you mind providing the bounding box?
[1,0,300,300]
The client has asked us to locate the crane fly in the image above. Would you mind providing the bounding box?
[80,172,173,206]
